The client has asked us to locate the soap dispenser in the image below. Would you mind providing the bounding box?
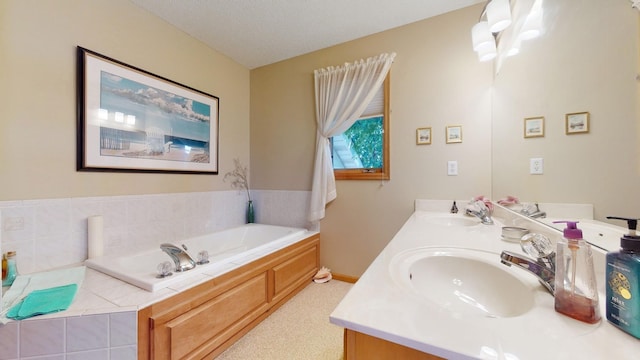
[553,221,601,324]
[605,216,640,338]
[2,251,17,287]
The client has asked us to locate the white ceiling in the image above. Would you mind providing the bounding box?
[128,0,484,69]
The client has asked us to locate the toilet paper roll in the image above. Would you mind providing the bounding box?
[87,215,104,259]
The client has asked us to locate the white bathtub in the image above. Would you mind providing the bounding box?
[85,224,311,292]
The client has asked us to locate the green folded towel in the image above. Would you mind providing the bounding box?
[7,284,78,320]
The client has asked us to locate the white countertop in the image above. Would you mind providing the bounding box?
[329,202,640,359]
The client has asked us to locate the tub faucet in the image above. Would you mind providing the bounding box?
[500,251,555,295]
[160,243,197,272]
[465,200,494,225]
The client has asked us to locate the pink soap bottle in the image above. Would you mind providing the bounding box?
[553,221,601,324]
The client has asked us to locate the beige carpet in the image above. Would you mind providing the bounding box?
[216,280,353,360]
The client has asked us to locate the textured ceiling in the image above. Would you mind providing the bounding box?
[128,0,484,69]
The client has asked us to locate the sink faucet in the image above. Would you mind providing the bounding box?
[465,199,494,225]
[160,243,197,272]
[521,203,546,219]
[500,251,555,295]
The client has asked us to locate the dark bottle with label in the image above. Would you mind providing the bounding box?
[606,216,640,338]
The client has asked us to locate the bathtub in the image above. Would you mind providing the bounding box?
[85,224,311,292]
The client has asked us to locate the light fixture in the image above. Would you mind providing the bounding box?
[487,0,512,32]
[472,21,495,52]
[471,0,544,63]
[506,37,521,57]
[478,44,497,62]
[518,7,543,41]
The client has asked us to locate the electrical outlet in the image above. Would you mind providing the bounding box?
[530,158,544,174]
[447,161,458,176]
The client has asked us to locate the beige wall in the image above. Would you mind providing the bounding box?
[251,4,493,276]
[0,0,249,201]
[492,0,640,221]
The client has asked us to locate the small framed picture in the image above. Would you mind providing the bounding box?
[566,112,590,134]
[446,125,462,144]
[416,127,432,145]
[524,116,545,138]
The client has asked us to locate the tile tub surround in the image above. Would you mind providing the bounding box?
[0,189,311,360]
[330,200,640,359]
[0,190,312,275]
[0,311,137,360]
[0,229,319,359]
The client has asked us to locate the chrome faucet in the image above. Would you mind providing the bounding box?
[465,200,494,225]
[521,203,546,219]
[450,201,458,214]
[160,243,197,272]
[500,251,555,294]
[500,232,556,295]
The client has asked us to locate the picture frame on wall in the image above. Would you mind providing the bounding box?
[524,116,545,138]
[565,112,590,134]
[416,127,432,145]
[446,125,462,144]
[76,47,220,174]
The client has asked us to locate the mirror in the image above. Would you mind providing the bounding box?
[491,0,639,232]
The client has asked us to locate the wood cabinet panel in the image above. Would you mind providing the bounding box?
[139,234,320,360]
[344,329,444,360]
[166,273,268,359]
[272,246,318,302]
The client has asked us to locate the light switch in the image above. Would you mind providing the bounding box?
[530,158,543,174]
[448,161,458,176]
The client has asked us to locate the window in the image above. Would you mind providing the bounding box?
[331,75,390,180]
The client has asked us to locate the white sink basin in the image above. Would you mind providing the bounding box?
[389,247,535,318]
[417,214,480,227]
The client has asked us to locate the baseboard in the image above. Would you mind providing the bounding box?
[332,273,359,283]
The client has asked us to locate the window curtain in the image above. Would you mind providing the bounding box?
[308,52,396,223]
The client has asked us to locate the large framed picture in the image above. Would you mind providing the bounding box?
[77,47,219,174]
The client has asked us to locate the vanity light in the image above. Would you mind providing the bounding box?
[471,0,544,62]
[487,0,512,32]
[478,43,497,61]
[471,21,495,52]
[506,37,521,57]
[519,7,543,40]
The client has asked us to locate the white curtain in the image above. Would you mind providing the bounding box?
[308,52,396,223]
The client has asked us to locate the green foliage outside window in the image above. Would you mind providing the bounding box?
[342,116,383,168]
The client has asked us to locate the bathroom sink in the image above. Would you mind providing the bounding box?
[389,247,535,318]
[417,214,480,227]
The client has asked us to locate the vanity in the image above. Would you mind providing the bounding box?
[330,200,640,359]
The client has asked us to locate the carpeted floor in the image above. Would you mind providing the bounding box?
[216,280,353,360]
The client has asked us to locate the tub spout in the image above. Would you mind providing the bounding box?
[160,243,196,272]
[500,251,555,295]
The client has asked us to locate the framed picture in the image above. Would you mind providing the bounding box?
[446,125,462,144]
[77,47,219,174]
[566,112,590,134]
[416,127,432,145]
[524,116,545,138]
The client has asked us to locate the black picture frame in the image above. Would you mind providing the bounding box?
[77,47,219,174]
